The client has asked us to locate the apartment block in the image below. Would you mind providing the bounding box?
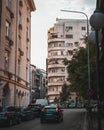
[0,0,35,107]
[47,18,88,102]
[30,64,47,103]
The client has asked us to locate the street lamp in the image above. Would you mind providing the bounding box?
[61,9,94,130]
[61,9,91,92]
[90,2,104,130]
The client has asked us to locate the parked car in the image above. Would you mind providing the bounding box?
[68,102,76,108]
[0,106,21,126]
[35,99,49,107]
[15,107,35,121]
[40,105,63,123]
[28,104,41,117]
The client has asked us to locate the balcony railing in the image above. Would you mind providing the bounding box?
[48,82,63,86]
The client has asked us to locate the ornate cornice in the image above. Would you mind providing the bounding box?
[25,0,36,12]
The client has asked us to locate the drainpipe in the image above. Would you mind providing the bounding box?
[14,0,18,106]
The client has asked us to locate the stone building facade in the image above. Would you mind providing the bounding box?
[0,0,35,107]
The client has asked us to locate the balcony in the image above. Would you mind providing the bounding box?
[48,82,63,86]
[48,46,66,51]
[48,38,65,43]
[48,72,65,77]
[47,91,60,95]
[48,64,65,68]
[48,55,65,60]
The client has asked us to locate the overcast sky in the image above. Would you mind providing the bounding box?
[31,0,96,70]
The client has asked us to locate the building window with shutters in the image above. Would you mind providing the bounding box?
[18,59,21,77]
[81,26,86,30]
[4,50,9,71]
[6,0,11,8]
[66,34,73,39]
[6,20,10,37]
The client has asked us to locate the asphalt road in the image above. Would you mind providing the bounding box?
[0,109,86,130]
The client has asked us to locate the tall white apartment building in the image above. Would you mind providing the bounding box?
[47,18,88,102]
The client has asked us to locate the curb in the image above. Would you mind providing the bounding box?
[83,111,88,130]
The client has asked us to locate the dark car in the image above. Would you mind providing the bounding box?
[40,105,63,123]
[28,104,41,117]
[15,107,35,121]
[0,106,21,126]
[68,102,76,108]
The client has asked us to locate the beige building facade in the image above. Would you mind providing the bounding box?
[47,18,88,102]
[0,0,35,107]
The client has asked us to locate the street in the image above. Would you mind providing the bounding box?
[0,109,86,130]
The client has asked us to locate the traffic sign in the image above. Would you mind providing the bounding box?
[87,88,94,96]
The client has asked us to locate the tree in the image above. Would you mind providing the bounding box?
[54,97,59,103]
[65,43,96,99]
[60,83,70,103]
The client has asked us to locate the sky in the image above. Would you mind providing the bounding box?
[31,0,96,70]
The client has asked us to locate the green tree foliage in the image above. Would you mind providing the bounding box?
[54,97,59,103]
[65,43,96,99]
[60,83,70,103]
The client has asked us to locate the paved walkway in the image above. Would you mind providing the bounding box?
[83,110,104,130]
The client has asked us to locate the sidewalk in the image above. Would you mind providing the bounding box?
[83,110,104,130]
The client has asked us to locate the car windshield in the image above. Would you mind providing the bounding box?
[35,99,48,106]
[45,108,56,113]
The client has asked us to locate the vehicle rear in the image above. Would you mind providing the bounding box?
[28,105,41,117]
[0,106,21,126]
[40,106,63,123]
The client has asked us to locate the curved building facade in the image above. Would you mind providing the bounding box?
[47,18,88,102]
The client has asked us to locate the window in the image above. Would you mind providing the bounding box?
[6,21,10,37]
[66,43,73,47]
[7,0,11,8]
[18,60,21,76]
[61,51,64,55]
[19,12,22,24]
[82,27,86,30]
[66,26,73,31]
[26,27,29,41]
[74,42,79,47]
[4,50,9,71]
[67,50,73,55]
[26,67,28,82]
[66,34,73,39]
